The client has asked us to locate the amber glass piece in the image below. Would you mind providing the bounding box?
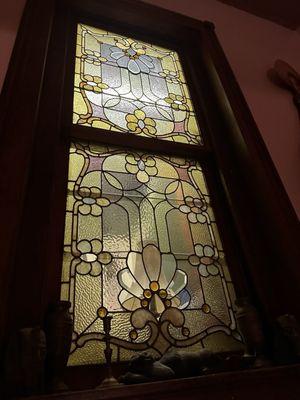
[97,307,108,318]
[73,24,202,145]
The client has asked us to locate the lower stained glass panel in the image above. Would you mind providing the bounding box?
[61,142,242,366]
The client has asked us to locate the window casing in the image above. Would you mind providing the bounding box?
[60,21,246,366]
[1,0,299,389]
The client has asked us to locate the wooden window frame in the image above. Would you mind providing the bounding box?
[0,0,299,389]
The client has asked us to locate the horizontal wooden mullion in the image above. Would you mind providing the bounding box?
[68,124,211,160]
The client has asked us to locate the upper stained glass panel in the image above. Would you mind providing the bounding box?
[73,24,202,145]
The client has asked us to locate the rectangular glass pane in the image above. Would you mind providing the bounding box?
[61,142,242,366]
[73,23,202,145]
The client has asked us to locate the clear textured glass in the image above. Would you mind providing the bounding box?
[73,23,202,145]
[60,142,242,365]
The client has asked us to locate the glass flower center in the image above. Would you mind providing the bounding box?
[193,199,203,208]
[125,48,139,59]
[150,281,159,292]
[138,160,145,170]
[87,81,97,86]
[138,120,145,129]
[81,253,97,262]
[83,197,96,204]
[201,256,212,265]
[174,100,182,105]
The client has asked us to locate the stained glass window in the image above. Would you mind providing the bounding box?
[61,141,242,366]
[73,24,202,145]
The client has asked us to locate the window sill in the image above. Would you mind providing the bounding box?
[27,364,300,400]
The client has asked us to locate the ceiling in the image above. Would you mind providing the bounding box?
[218,0,300,30]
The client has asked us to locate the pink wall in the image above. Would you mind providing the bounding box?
[0,0,26,90]
[1,0,299,217]
[141,0,300,218]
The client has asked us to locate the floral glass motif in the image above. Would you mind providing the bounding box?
[73,24,202,145]
[61,142,242,366]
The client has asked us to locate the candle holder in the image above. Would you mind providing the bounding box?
[96,308,120,388]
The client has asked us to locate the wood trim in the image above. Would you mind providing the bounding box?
[1,0,299,380]
[69,125,209,159]
[0,0,56,341]
[28,364,300,400]
[200,22,300,320]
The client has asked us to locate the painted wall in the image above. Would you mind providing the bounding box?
[1,0,299,217]
[141,0,300,218]
[0,0,26,90]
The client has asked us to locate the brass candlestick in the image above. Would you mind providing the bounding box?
[97,310,119,388]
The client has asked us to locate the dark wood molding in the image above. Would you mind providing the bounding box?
[0,0,300,386]
[199,23,300,320]
[0,0,56,341]
[218,0,300,30]
[28,364,300,400]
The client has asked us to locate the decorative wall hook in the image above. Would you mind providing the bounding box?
[268,60,300,116]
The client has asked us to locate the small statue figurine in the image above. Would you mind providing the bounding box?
[119,348,217,384]
[235,297,270,368]
[273,314,300,364]
[119,351,175,384]
[4,327,46,396]
[44,301,73,392]
[159,348,216,377]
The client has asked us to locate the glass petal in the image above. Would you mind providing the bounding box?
[135,110,146,120]
[79,204,91,215]
[98,252,112,265]
[159,254,176,288]
[204,245,214,257]
[76,261,91,274]
[91,239,102,253]
[118,269,143,298]
[179,205,190,214]
[189,255,200,266]
[176,289,191,309]
[197,213,206,223]
[127,122,139,132]
[143,244,161,282]
[90,261,102,276]
[149,294,165,315]
[122,296,141,311]
[199,264,209,277]
[127,252,149,288]
[126,164,139,174]
[145,166,157,176]
[207,264,219,276]
[195,244,204,257]
[146,126,156,135]
[128,59,140,74]
[136,171,149,183]
[77,240,91,253]
[144,117,156,127]
[188,213,197,223]
[111,51,124,60]
[167,269,187,297]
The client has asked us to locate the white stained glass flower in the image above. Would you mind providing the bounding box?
[78,186,110,216]
[189,244,220,277]
[109,43,155,74]
[179,196,207,224]
[118,244,190,315]
[75,239,112,277]
[125,153,158,183]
